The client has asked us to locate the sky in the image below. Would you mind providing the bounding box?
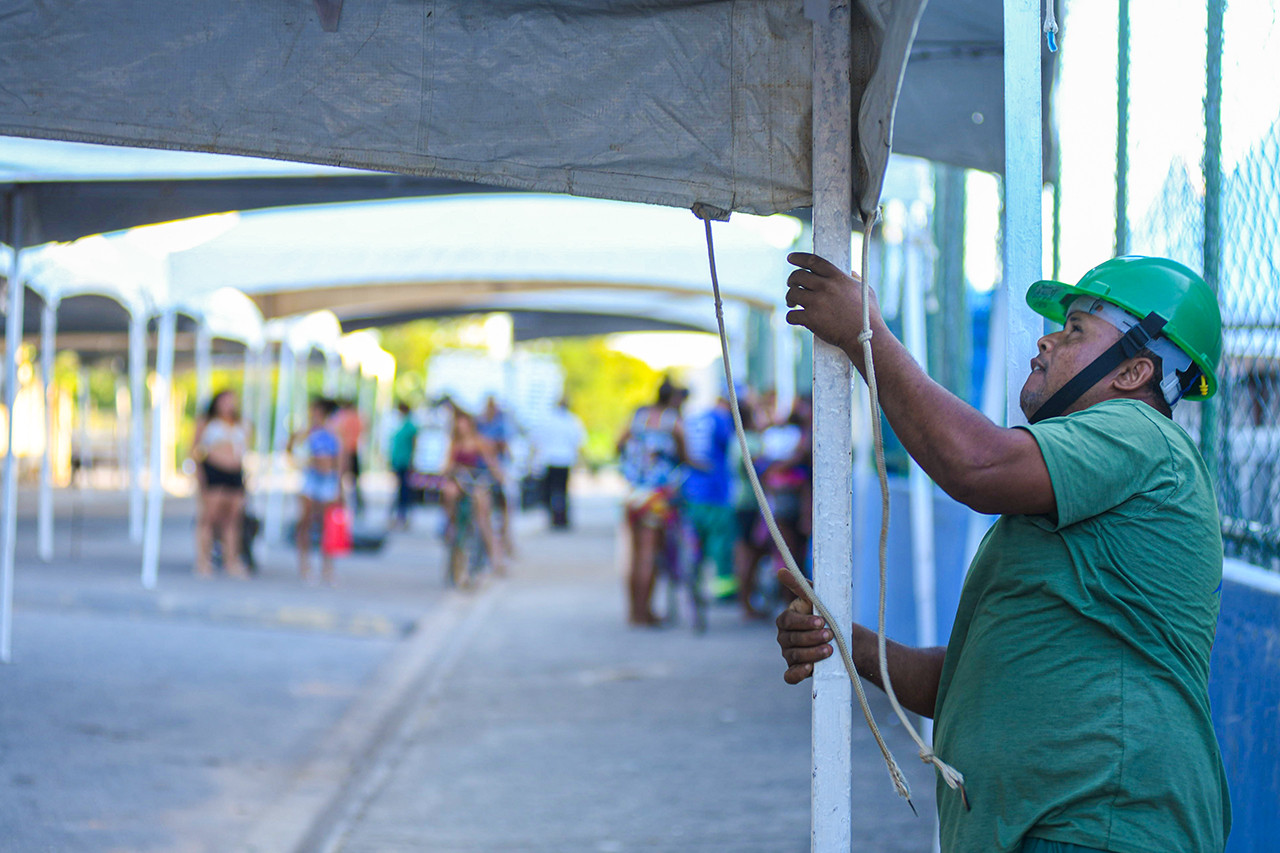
[1055,0,1280,278]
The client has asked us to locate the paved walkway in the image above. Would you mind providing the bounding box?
[317,495,938,853]
[2,481,938,852]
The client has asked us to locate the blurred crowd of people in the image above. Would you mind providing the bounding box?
[618,377,812,626]
[189,373,812,616]
[187,387,589,588]
[190,390,368,586]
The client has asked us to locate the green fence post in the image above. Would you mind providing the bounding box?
[1201,0,1224,487]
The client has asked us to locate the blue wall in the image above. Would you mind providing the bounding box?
[857,482,1278,851]
[850,477,982,649]
[1209,561,1280,853]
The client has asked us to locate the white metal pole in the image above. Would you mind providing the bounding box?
[141,308,176,590]
[127,311,147,544]
[194,322,212,415]
[809,1,855,848]
[964,284,1008,563]
[37,298,57,562]
[357,367,376,462]
[773,311,797,416]
[1,190,25,663]
[1002,0,1045,427]
[323,350,340,396]
[294,352,310,431]
[76,367,89,482]
[252,345,273,517]
[239,343,254,436]
[263,345,295,550]
[902,226,943,852]
[903,225,938,650]
[115,376,128,488]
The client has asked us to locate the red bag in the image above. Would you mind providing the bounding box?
[321,506,353,556]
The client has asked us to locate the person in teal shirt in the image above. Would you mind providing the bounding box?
[389,401,418,529]
[774,254,1230,853]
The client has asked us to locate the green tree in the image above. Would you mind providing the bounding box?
[549,338,662,466]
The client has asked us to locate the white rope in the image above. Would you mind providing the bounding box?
[698,215,914,809]
[698,211,969,816]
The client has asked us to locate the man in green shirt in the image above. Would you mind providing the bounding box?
[775,255,1231,853]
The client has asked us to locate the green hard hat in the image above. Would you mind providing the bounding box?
[1025,256,1223,400]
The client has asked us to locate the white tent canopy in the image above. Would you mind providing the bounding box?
[165,194,800,322]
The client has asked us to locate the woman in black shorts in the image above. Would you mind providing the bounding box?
[192,390,250,578]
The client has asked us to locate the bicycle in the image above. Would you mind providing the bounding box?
[650,477,709,633]
[445,470,492,588]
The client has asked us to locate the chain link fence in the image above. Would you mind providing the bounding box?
[1121,0,1279,570]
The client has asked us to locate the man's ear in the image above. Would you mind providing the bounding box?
[1112,355,1157,393]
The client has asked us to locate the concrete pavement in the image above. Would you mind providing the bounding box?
[1,481,938,852]
[317,495,938,853]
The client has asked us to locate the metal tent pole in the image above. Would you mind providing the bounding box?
[127,311,147,543]
[1,189,26,663]
[1002,0,1045,427]
[809,1,855,848]
[903,224,938,651]
[1200,0,1224,482]
[1115,0,1131,256]
[239,343,255,445]
[357,366,376,463]
[252,345,273,518]
[263,344,295,551]
[774,311,797,416]
[38,298,58,562]
[141,308,176,589]
[194,321,213,414]
[324,350,341,396]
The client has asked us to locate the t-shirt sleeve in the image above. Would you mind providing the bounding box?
[309,430,340,458]
[1021,401,1172,529]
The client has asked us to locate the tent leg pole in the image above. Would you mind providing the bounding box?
[264,346,295,552]
[1,189,26,663]
[773,310,797,417]
[810,2,855,849]
[253,346,273,519]
[1002,0,1044,427]
[38,300,57,562]
[141,308,176,589]
[903,226,938,651]
[903,223,941,850]
[195,322,212,414]
[128,312,146,544]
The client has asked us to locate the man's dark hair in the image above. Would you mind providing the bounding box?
[657,379,676,406]
[312,396,340,418]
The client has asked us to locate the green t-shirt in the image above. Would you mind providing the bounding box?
[933,399,1230,853]
[389,418,418,472]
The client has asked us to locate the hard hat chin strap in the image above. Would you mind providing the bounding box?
[1027,311,1169,424]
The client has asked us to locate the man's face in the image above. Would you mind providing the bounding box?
[1019,309,1123,418]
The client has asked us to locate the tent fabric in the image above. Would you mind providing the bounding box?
[0,1,931,219]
